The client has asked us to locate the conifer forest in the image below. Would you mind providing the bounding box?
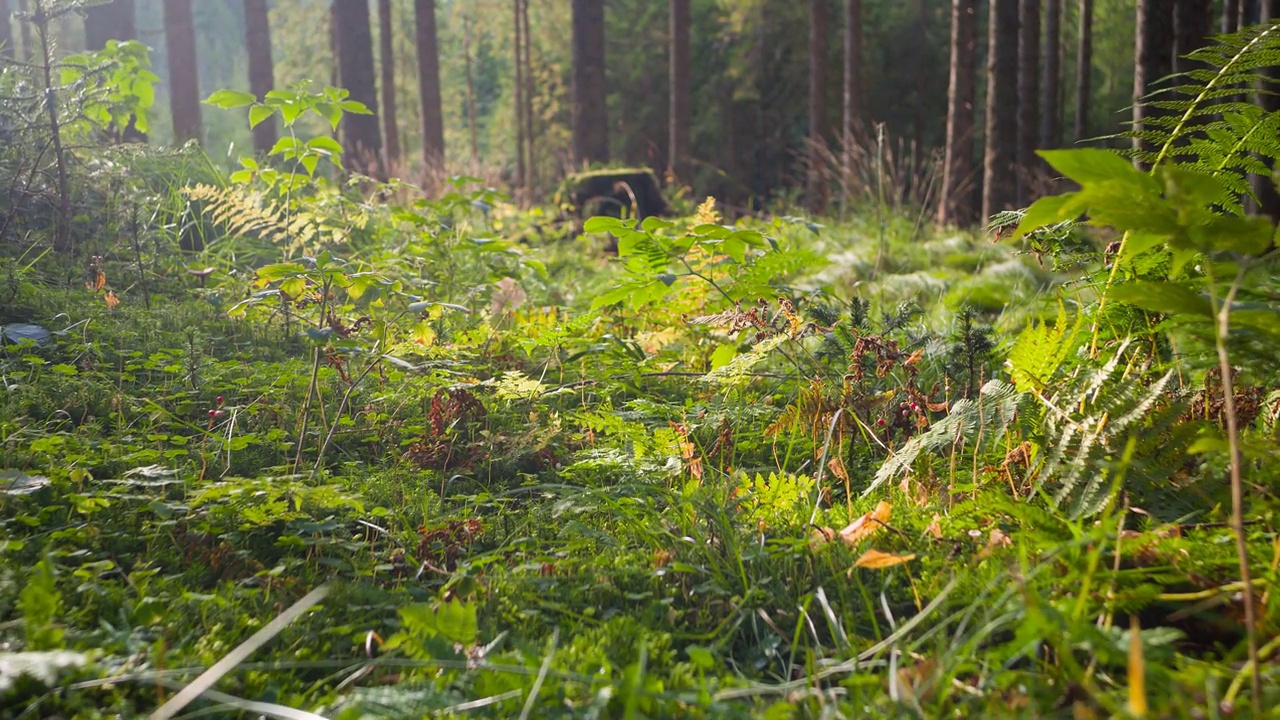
[5,0,1280,717]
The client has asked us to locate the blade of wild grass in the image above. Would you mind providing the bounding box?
[149,585,329,720]
[517,629,558,720]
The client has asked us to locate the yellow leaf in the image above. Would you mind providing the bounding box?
[104,290,120,310]
[853,549,916,569]
[1127,615,1147,717]
[839,501,891,545]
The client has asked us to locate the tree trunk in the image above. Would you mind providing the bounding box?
[332,0,382,176]
[377,0,401,169]
[513,0,526,190]
[0,0,11,59]
[1041,0,1062,148]
[414,0,445,172]
[462,12,479,165]
[1017,0,1040,204]
[1223,0,1240,32]
[842,0,863,199]
[1133,0,1174,162]
[939,0,978,226]
[808,0,829,213]
[521,0,535,193]
[1074,0,1092,141]
[1240,0,1258,27]
[16,0,31,62]
[243,0,277,154]
[571,0,608,166]
[1173,0,1212,73]
[84,0,136,50]
[163,0,202,144]
[1254,0,1280,221]
[669,0,691,182]
[983,0,1019,221]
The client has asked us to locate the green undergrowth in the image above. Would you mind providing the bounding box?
[3,26,1280,720]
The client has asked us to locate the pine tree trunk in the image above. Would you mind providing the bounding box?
[163,0,202,144]
[521,0,535,193]
[807,0,829,213]
[1240,0,1258,27]
[939,0,978,226]
[1074,0,1092,141]
[84,0,135,50]
[462,12,479,165]
[0,0,11,59]
[414,0,445,172]
[669,0,691,182]
[842,0,863,199]
[243,0,277,154]
[377,0,401,169]
[335,0,383,176]
[982,0,1019,221]
[17,0,32,62]
[1133,0,1174,162]
[1222,0,1240,32]
[1174,0,1212,73]
[571,0,608,166]
[1017,0,1040,204]
[513,0,526,191]
[1254,0,1280,221]
[1041,0,1062,148]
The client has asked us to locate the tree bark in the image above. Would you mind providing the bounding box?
[513,0,526,190]
[669,0,691,182]
[1254,0,1280,221]
[163,0,202,144]
[1017,0,1040,204]
[1133,0,1174,161]
[0,0,10,59]
[521,0,535,193]
[335,0,383,176]
[377,0,401,169]
[1223,0,1240,32]
[16,0,31,62]
[414,0,445,173]
[1173,0,1212,74]
[842,0,863,193]
[1041,0,1062,148]
[983,0,1019,221]
[571,0,608,166]
[84,0,135,50]
[808,0,829,213]
[1074,0,1092,141]
[243,0,277,154]
[462,12,479,165]
[939,0,978,226]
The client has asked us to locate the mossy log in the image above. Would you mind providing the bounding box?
[556,167,670,220]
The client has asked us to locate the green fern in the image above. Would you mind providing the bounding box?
[1130,22,1280,211]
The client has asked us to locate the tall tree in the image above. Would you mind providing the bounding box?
[16,0,31,62]
[334,0,382,175]
[0,0,11,58]
[1223,0,1240,32]
[85,0,135,50]
[1132,0,1174,160]
[1074,0,1093,141]
[415,0,445,171]
[1173,0,1212,73]
[377,0,401,168]
[571,0,608,166]
[844,0,865,169]
[513,0,526,190]
[521,0,534,190]
[1016,0,1040,203]
[1041,0,1062,148]
[243,0,277,154]
[938,0,978,226]
[983,0,1019,221]
[669,0,691,181]
[808,0,829,212]
[163,0,201,144]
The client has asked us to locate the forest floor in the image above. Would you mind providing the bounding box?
[0,182,1276,718]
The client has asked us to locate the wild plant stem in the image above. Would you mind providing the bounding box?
[310,352,382,480]
[1208,265,1261,715]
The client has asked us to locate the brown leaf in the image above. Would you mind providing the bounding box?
[808,526,837,548]
[104,290,120,310]
[853,548,916,569]
[839,501,891,545]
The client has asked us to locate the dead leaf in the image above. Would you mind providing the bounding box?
[977,528,1012,559]
[839,501,891,545]
[926,513,943,540]
[1127,615,1147,717]
[853,548,916,569]
[104,290,120,310]
[809,526,837,548]
[827,456,850,484]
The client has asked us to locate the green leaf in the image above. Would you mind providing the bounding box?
[1189,215,1274,256]
[1109,282,1213,318]
[710,344,738,370]
[583,216,626,235]
[256,262,306,281]
[205,89,257,109]
[641,216,674,232]
[1039,148,1155,190]
[306,136,344,156]
[1013,194,1079,238]
[269,136,301,157]
[248,104,275,128]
